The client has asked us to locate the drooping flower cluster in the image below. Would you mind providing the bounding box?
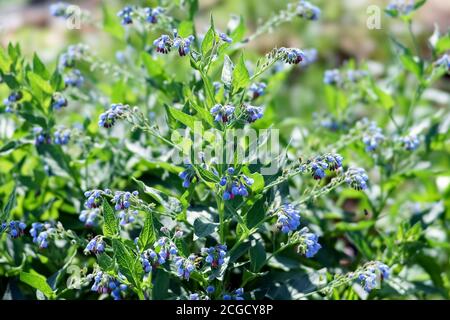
[118,210,138,226]
[153,31,195,57]
[145,7,164,23]
[174,255,197,280]
[278,47,305,64]
[362,121,385,152]
[295,0,321,20]
[51,92,68,110]
[90,271,128,300]
[98,103,129,128]
[33,127,51,145]
[291,227,322,258]
[1,221,26,239]
[201,244,227,268]
[385,0,415,17]
[223,288,244,300]
[64,69,84,87]
[219,167,254,200]
[399,134,420,151]
[117,6,133,25]
[84,236,105,255]
[58,44,87,70]
[358,261,390,292]
[53,128,71,145]
[30,222,55,249]
[300,153,343,180]
[111,190,138,210]
[249,82,267,99]
[49,2,70,18]
[242,104,264,123]
[345,167,369,191]
[79,208,100,227]
[210,104,235,123]
[275,204,301,234]
[140,237,178,274]
[3,91,22,113]
[179,165,196,188]
[84,189,106,209]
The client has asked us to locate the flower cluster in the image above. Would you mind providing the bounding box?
[53,128,71,145]
[64,69,84,87]
[210,104,235,123]
[51,92,68,110]
[145,7,164,23]
[295,0,321,20]
[219,167,254,200]
[140,237,178,274]
[301,153,343,180]
[174,255,196,280]
[179,165,196,188]
[358,261,390,292]
[30,222,55,249]
[345,167,369,190]
[34,127,51,145]
[79,208,100,227]
[249,82,267,99]
[275,204,301,233]
[98,103,129,128]
[59,44,86,70]
[201,244,227,268]
[362,121,385,152]
[49,2,70,18]
[289,227,321,258]
[112,190,138,210]
[118,210,138,226]
[90,271,128,300]
[223,288,244,300]
[3,91,23,113]
[1,221,26,238]
[153,32,195,57]
[117,6,133,25]
[278,47,305,64]
[242,104,264,123]
[84,189,106,209]
[84,236,105,255]
[386,0,415,17]
[399,134,420,151]
[324,69,368,86]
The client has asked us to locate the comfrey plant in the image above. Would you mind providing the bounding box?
[0,0,449,301]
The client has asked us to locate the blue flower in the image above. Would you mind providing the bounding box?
[98,103,128,128]
[301,48,318,67]
[435,54,450,73]
[145,7,164,24]
[30,222,55,249]
[279,47,305,64]
[210,104,235,123]
[323,69,341,85]
[206,285,215,294]
[174,255,196,280]
[276,204,301,233]
[223,288,244,300]
[362,122,384,152]
[49,2,69,18]
[84,236,105,255]
[345,167,369,191]
[118,210,138,225]
[358,261,390,292]
[84,189,105,209]
[112,191,138,210]
[243,104,264,123]
[201,244,227,268]
[173,34,195,56]
[1,221,26,239]
[249,82,267,99]
[90,271,127,300]
[219,167,254,200]
[153,35,172,54]
[219,32,233,43]
[53,128,71,145]
[179,165,196,188]
[295,228,321,258]
[64,69,84,87]
[117,6,133,25]
[79,208,100,227]
[33,127,51,145]
[51,93,68,110]
[400,134,420,151]
[386,0,415,17]
[189,293,200,300]
[296,0,321,20]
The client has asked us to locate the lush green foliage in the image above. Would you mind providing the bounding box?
[0,0,449,300]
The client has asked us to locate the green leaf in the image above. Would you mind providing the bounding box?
[193,217,218,239]
[102,199,119,237]
[195,165,220,183]
[1,185,16,222]
[33,53,49,79]
[399,52,422,79]
[230,15,246,43]
[138,211,156,251]
[189,99,214,127]
[27,72,53,95]
[435,33,450,54]
[112,239,142,289]
[152,269,170,299]
[232,54,250,93]
[201,17,216,56]
[245,197,266,229]
[221,55,234,88]
[178,21,194,38]
[102,3,124,40]
[20,272,54,298]
[166,106,198,131]
[249,240,266,272]
[97,253,114,271]
[133,177,182,214]
[0,141,23,155]
[371,82,394,109]
[0,46,12,73]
